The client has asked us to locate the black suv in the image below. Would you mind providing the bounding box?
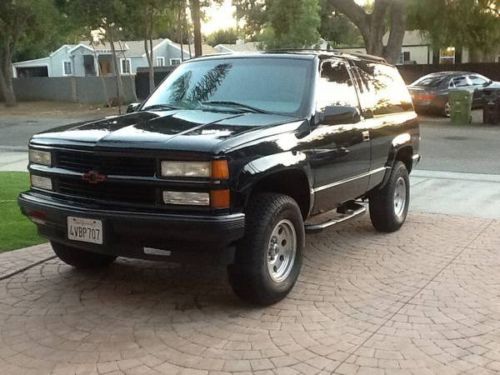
[19,51,420,305]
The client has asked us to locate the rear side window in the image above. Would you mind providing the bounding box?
[316,59,359,112]
[351,60,413,116]
[469,75,488,86]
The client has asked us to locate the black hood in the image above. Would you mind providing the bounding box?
[31,109,299,154]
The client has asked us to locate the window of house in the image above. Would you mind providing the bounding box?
[170,58,182,66]
[316,60,359,113]
[398,51,411,65]
[156,57,165,67]
[439,47,456,64]
[120,58,132,74]
[63,61,72,76]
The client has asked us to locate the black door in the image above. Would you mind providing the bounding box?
[303,58,370,214]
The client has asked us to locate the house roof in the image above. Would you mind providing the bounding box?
[215,42,260,53]
[77,39,166,57]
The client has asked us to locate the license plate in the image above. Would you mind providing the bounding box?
[67,217,103,244]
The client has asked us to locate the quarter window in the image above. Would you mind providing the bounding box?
[351,60,413,116]
[316,60,359,112]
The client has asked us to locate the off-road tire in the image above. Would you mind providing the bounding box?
[369,161,410,233]
[51,241,116,269]
[228,193,304,305]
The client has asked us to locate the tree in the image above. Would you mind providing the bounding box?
[126,0,177,94]
[234,0,268,40]
[319,1,363,47]
[260,0,321,49]
[408,0,500,62]
[63,0,131,111]
[206,28,239,46]
[327,0,407,63]
[234,0,321,48]
[0,0,61,106]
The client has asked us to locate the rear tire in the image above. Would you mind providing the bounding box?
[51,242,116,269]
[369,162,410,233]
[228,193,304,305]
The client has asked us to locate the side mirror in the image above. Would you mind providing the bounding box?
[320,106,360,125]
[126,102,142,113]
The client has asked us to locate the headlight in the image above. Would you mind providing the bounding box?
[162,191,210,206]
[161,161,211,178]
[29,149,51,166]
[160,160,229,179]
[30,175,53,191]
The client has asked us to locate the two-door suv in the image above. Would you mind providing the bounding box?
[19,51,420,305]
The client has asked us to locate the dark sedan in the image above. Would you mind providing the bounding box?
[408,71,500,116]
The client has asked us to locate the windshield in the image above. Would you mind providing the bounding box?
[411,74,449,88]
[143,57,313,116]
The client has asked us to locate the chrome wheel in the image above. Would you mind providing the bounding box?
[444,101,451,117]
[267,219,297,283]
[393,176,407,218]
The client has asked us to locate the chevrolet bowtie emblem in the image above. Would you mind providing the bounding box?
[82,170,106,184]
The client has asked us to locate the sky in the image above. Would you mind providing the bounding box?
[202,0,370,35]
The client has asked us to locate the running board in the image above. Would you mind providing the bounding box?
[305,202,366,233]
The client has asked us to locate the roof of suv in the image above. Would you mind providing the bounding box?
[191,50,389,65]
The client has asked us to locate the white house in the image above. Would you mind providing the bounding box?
[13,39,217,78]
[335,30,483,65]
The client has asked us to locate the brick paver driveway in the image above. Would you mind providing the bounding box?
[1,213,499,375]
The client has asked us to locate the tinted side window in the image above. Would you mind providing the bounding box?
[316,59,359,112]
[469,75,488,86]
[452,76,469,87]
[351,60,413,115]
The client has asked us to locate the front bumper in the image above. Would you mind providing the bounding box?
[18,192,245,260]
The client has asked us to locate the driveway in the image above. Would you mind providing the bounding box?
[1,214,499,374]
[2,105,500,374]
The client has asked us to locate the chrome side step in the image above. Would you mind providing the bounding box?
[305,202,366,233]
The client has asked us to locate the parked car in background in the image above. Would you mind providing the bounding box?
[408,71,500,116]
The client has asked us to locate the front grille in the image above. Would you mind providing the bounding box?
[57,150,156,177]
[57,177,156,205]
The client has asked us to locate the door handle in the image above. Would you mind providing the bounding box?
[362,130,370,142]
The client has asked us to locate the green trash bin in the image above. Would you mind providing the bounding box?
[449,89,472,125]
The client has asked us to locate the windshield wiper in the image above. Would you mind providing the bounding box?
[201,101,270,114]
[142,104,180,111]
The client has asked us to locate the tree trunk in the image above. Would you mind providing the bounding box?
[0,43,17,107]
[144,6,155,95]
[383,0,407,64]
[190,0,202,57]
[329,0,407,64]
[109,28,123,114]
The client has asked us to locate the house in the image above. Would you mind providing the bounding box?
[13,39,217,78]
[335,30,486,65]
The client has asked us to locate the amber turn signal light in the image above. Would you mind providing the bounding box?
[211,160,229,180]
[210,189,230,209]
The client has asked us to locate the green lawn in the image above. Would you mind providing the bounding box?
[0,172,46,252]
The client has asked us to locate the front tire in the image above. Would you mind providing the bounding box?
[369,161,410,233]
[51,241,116,269]
[228,193,304,305]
